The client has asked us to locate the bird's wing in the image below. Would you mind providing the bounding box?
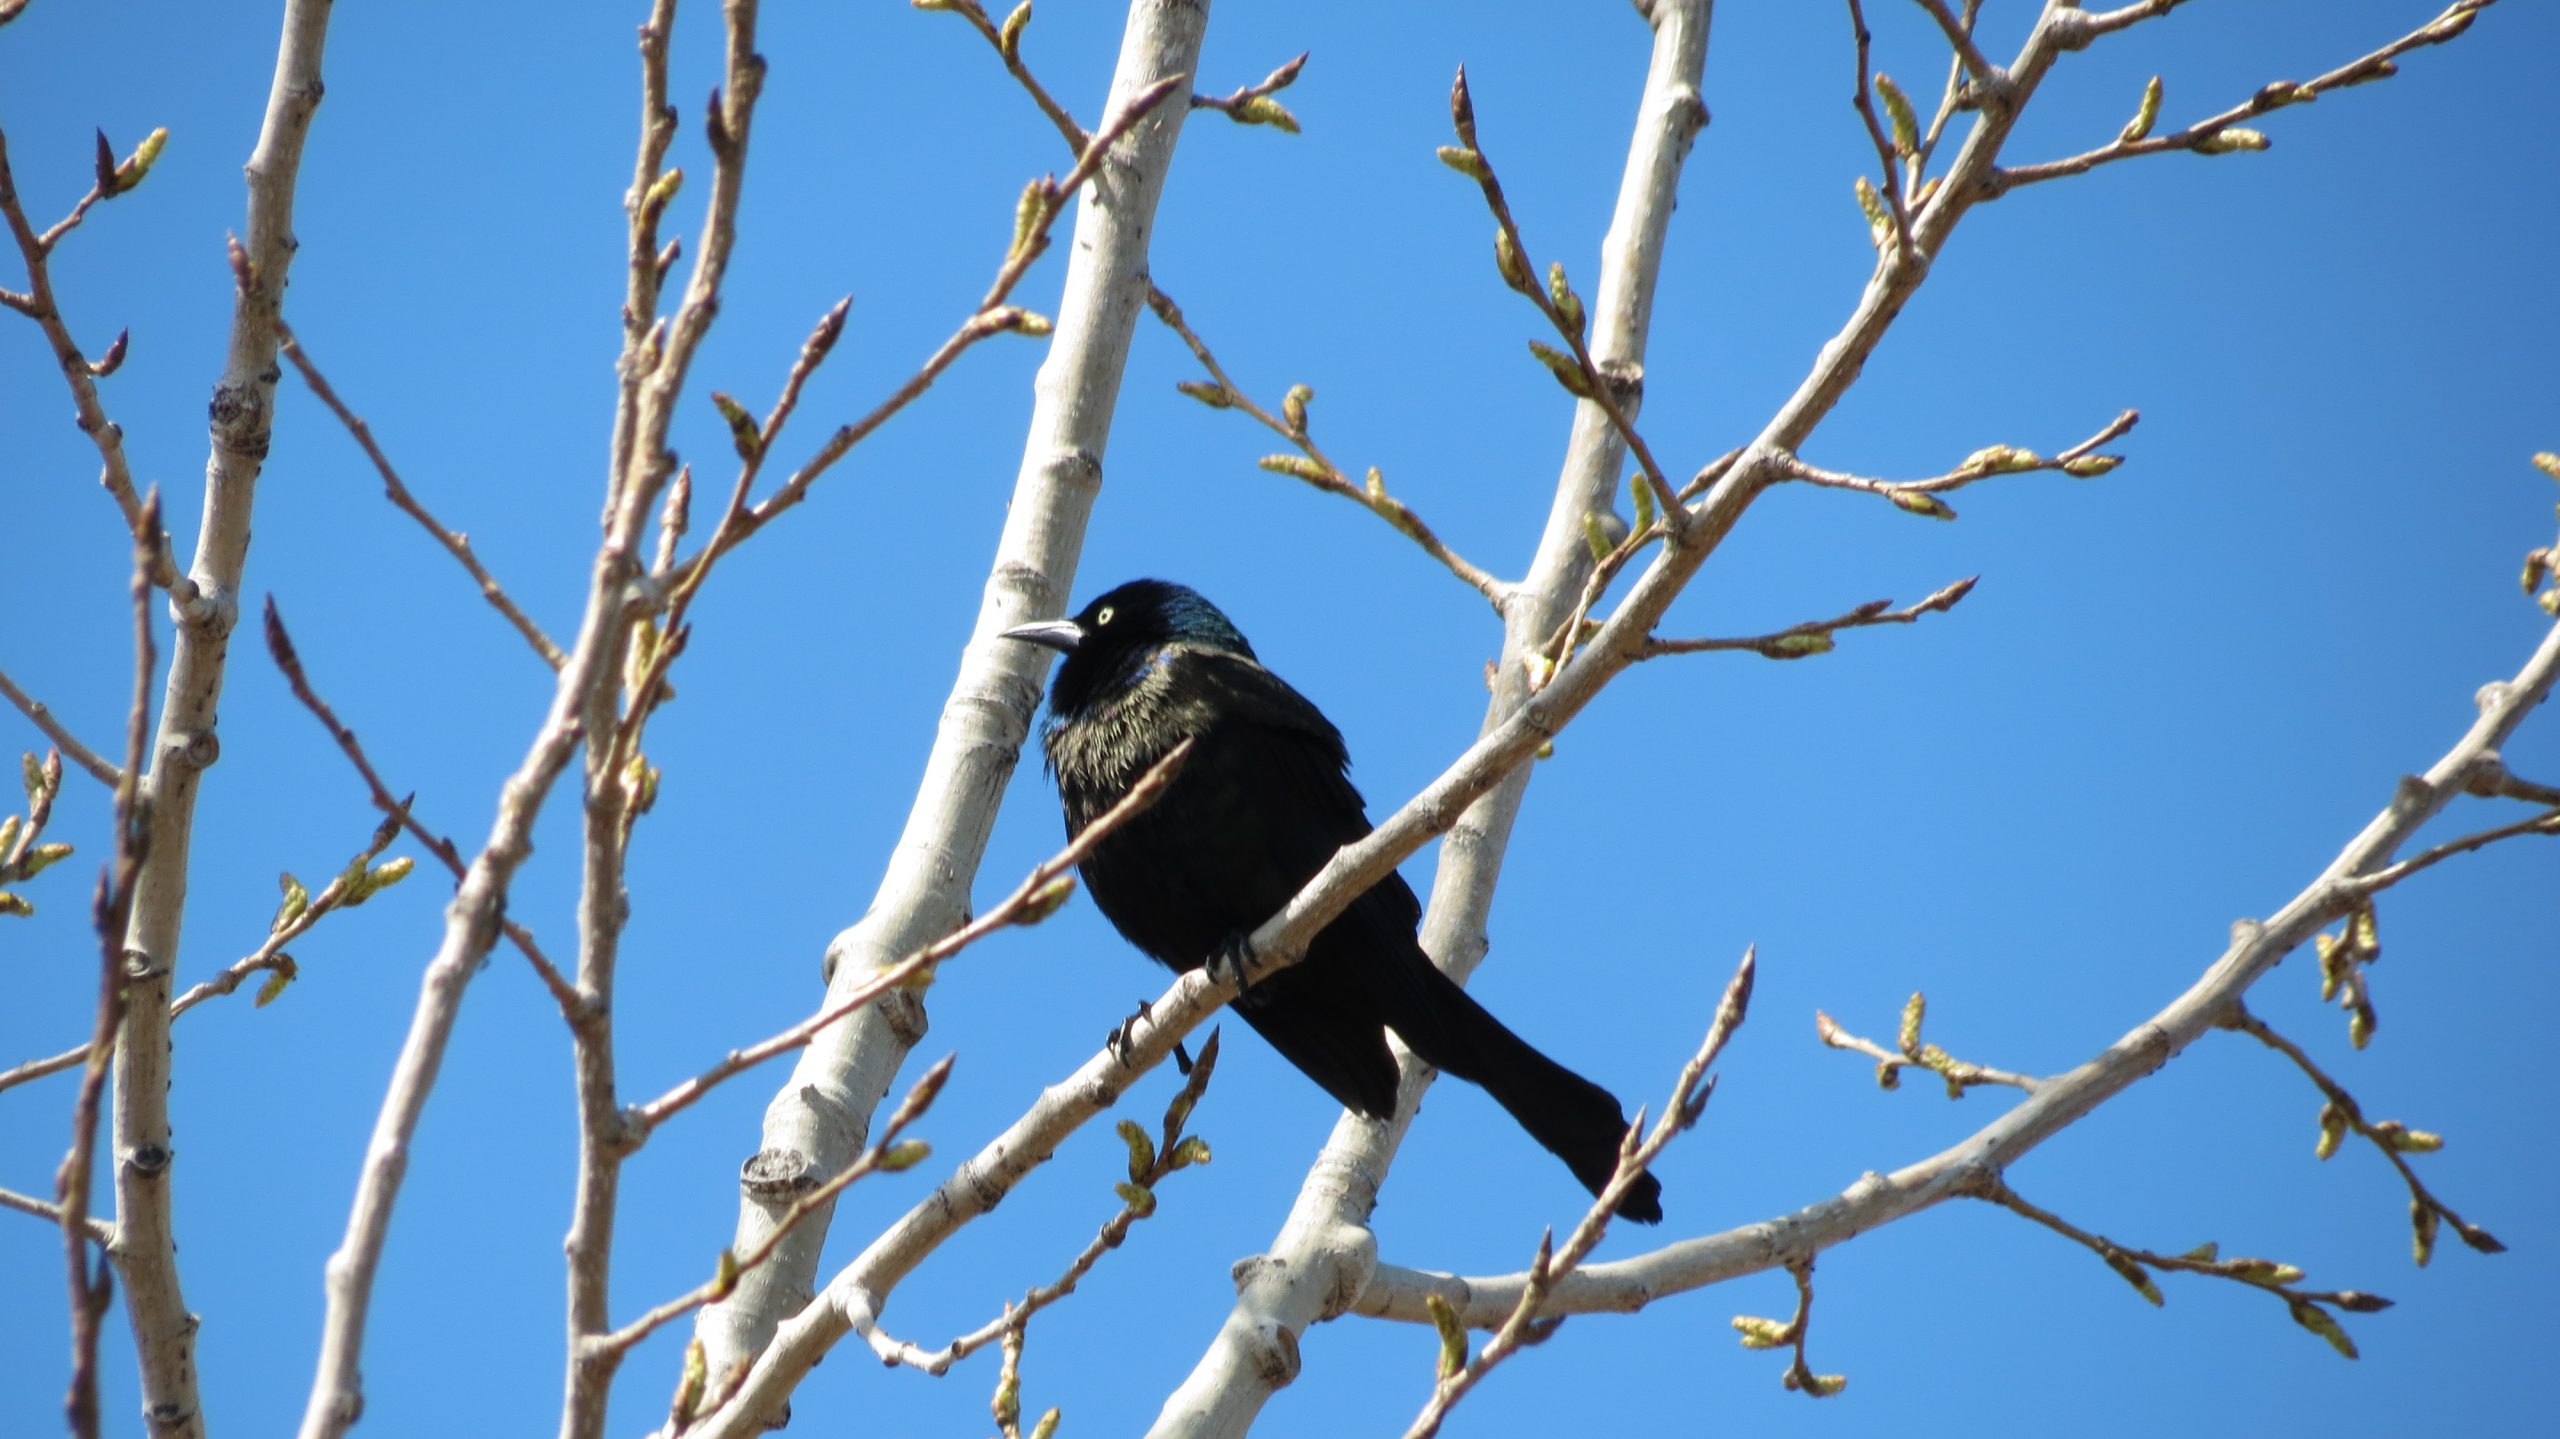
[1177,646,1426,932]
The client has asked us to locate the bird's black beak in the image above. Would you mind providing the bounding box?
[1000,618,1083,654]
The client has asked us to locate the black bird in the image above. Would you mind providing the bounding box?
[1005,579,1662,1222]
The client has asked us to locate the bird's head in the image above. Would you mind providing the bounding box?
[1001,578,1255,718]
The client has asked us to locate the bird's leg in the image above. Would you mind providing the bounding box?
[1107,996,1155,1067]
[1204,932,1258,994]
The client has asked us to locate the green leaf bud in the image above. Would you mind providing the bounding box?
[1429,1292,1469,1377]
[1795,1372,1849,1398]
[1017,872,1076,924]
[2288,1299,2357,1360]
[1233,96,1300,133]
[1527,340,1592,398]
[274,871,310,932]
[1435,145,1489,180]
[1888,489,1956,520]
[2193,127,2270,155]
[2120,76,2163,144]
[1493,228,1532,292]
[1731,1315,1791,1350]
[1854,175,1890,244]
[1116,1118,1157,1182]
[1257,454,1331,484]
[1876,73,1917,156]
[710,391,761,462]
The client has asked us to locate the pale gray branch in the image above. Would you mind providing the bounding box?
[1355,617,2560,1330]
[681,2,1214,1425]
[1148,5,1715,1433]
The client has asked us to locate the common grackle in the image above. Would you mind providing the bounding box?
[1005,579,1663,1222]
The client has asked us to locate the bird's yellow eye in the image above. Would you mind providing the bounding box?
[1095,605,1115,626]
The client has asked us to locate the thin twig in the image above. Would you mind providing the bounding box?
[1775,408,2138,517]
[1644,576,1979,661]
[1439,68,1682,528]
[1401,949,1753,1439]
[278,323,566,669]
[1148,285,1504,604]
[0,668,120,788]
[677,73,1188,566]
[585,1058,950,1367]
[864,1030,1223,1375]
[1812,993,2040,1096]
[922,0,1091,152]
[2223,1006,2503,1262]
[3,818,410,1098]
[261,598,578,1015]
[1846,0,1920,264]
[1909,0,2000,86]
[0,126,199,612]
[0,1184,111,1243]
[622,297,852,746]
[630,738,1195,1132]
[1189,51,1308,133]
[1992,3,2491,194]
[2347,808,2559,895]
[1983,1174,2395,1357]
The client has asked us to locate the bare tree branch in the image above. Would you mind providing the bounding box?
[0,668,120,788]
[1357,612,2559,1331]
[684,0,1213,1411]
[277,322,566,669]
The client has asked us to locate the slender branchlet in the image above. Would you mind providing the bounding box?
[1983,1174,2397,1359]
[629,740,1194,1135]
[261,598,577,1014]
[1730,1261,1847,1397]
[1813,990,2040,1096]
[1399,949,1753,1439]
[860,1031,1223,1376]
[1150,286,1505,605]
[1992,2,2496,195]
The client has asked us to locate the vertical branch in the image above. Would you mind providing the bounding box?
[1142,4,1715,1435]
[686,0,1213,1419]
[106,5,335,1437]
[564,7,773,1431]
[61,495,161,1439]
[300,4,771,1433]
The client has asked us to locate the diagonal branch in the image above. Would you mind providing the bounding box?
[261,598,577,1014]
[628,740,1191,1133]
[278,322,566,669]
[0,125,199,614]
[1357,611,2560,1332]
[0,667,120,788]
[1400,950,1752,1438]
[1148,286,1504,604]
[1993,3,2492,194]
[1642,575,1977,660]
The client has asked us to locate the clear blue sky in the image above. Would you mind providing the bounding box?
[3,2,2553,1435]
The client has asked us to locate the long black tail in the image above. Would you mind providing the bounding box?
[1385,960,1664,1224]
